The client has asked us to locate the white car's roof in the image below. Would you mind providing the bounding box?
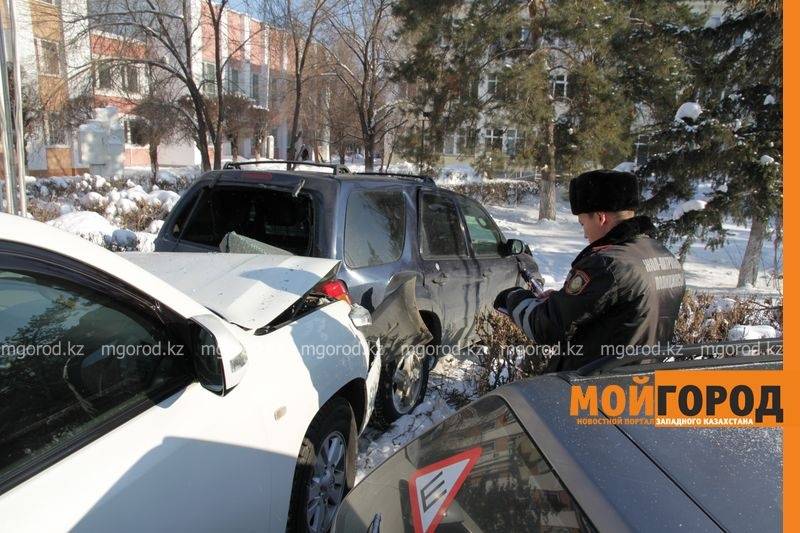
[0,213,208,319]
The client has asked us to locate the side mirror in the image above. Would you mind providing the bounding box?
[505,238,525,256]
[190,314,248,395]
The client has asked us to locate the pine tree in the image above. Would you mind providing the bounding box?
[639,0,782,287]
[393,0,697,219]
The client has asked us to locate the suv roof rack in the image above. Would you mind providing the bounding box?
[574,338,783,377]
[223,160,351,175]
[355,171,436,187]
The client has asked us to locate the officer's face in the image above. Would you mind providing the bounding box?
[578,212,606,242]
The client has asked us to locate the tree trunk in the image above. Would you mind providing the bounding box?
[538,120,557,220]
[191,97,212,171]
[737,216,767,288]
[149,142,159,182]
[289,76,303,160]
[231,134,239,162]
[364,132,375,172]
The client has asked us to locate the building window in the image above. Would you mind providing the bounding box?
[485,128,504,152]
[251,73,261,103]
[46,112,67,145]
[203,62,217,96]
[505,128,518,157]
[37,39,62,76]
[228,67,240,93]
[95,62,114,90]
[443,132,456,156]
[443,129,472,156]
[269,70,280,108]
[123,118,147,146]
[486,75,499,96]
[634,134,650,166]
[551,73,568,99]
[123,65,140,93]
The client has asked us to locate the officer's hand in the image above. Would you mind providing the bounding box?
[493,287,518,312]
[495,287,534,313]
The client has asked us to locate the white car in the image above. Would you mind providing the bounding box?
[0,213,381,532]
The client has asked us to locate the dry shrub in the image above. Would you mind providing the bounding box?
[27,200,62,222]
[443,181,539,205]
[117,201,166,232]
[471,311,550,395]
[674,291,783,344]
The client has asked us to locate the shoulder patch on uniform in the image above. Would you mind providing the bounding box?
[565,269,590,295]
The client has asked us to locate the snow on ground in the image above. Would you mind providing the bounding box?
[357,354,480,482]
[675,101,702,122]
[489,196,780,292]
[47,211,118,247]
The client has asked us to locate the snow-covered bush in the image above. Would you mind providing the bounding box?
[471,311,550,395]
[442,180,539,206]
[673,291,782,344]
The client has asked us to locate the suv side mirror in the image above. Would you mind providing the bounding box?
[190,314,248,395]
[505,238,525,256]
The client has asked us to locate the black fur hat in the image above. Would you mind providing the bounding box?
[569,169,640,215]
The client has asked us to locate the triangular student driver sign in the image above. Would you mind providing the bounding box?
[408,447,482,533]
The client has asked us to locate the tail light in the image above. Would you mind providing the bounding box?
[314,279,352,305]
[259,277,351,335]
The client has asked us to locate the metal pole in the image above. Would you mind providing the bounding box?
[0,17,18,214]
[7,0,27,216]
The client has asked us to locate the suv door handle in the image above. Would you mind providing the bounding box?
[432,272,448,285]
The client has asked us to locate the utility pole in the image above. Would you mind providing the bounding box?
[0,0,28,216]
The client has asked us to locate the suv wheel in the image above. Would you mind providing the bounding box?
[372,347,430,428]
[287,397,357,533]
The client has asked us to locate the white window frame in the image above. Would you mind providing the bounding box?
[486,75,499,96]
[504,128,518,157]
[551,73,568,99]
[36,38,63,77]
[45,112,68,146]
[251,72,261,103]
[228,66,240,94]
[203,62,217,96]
[122,64,141,94]
[484,128,504,152]
[634,134,651,166]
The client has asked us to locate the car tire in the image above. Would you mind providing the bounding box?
[287,397,357,533]
[371,345,430,429]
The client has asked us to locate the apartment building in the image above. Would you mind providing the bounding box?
[13,0,305,177]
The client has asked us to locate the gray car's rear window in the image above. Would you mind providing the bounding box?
[177,186,314,255]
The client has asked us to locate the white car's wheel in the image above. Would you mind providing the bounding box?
[287,397,356,533]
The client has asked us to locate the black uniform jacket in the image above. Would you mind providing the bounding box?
[505,216,685,372]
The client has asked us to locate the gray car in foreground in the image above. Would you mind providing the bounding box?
[333,344,783,532]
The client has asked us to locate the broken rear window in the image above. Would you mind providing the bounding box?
[178,186,314,256]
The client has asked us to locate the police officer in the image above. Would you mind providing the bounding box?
[495,169,685,371]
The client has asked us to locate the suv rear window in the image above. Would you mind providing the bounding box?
[344,190,405,268]
[177,186,314,255]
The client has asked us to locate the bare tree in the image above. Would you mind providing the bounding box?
[66,0,269,170]
[130,96,184,179]
[265,0,338,160]
[214,92,273,161]
[325,0,402,171]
